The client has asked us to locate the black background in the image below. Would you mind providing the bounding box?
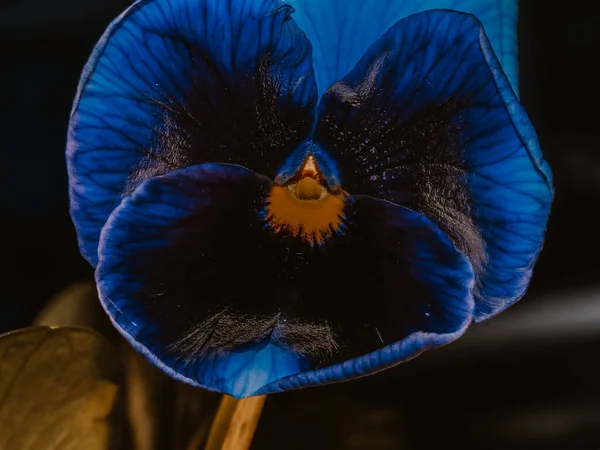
[2,0,600,448]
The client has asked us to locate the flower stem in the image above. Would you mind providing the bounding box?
[205,394,266,450]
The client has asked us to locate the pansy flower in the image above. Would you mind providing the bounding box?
[67,0,553,398]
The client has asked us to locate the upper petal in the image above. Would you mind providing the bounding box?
[313,11,553,320]
[96,163,474,397]
[67,0,317,266]
[284,0,519,96]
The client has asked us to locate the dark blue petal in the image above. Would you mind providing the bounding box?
[285,0,519,95]
[67,0,317,266]
[97,163,310,398]
[96,163,474,397]
[313,10,553,321]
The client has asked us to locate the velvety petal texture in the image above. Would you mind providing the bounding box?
[67,0,318,265]
[313,11,553,320]
[284,0,519,95]
[96,164,474,397]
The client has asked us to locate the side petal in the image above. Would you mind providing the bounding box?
[284,0,519,95]
[313,11,553,320]
[67,0,317,266]
[96,164,474,397]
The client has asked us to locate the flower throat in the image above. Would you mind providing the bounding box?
[265,153,347,245]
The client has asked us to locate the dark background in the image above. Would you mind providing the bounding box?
[2,0,600,448]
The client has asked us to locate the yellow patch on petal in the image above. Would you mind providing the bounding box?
[266,181,346,245]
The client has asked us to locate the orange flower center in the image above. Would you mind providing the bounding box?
[265,155,346,245]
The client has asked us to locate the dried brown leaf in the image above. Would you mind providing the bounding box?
[0,326,125,450]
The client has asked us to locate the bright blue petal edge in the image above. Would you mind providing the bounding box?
[284,0,519,96]
[473,33,553,319]
[67,0,317,266]
[258,327,469,394]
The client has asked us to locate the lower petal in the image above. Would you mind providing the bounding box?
[96,164,474,397]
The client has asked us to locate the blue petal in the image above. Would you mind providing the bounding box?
[67,0,317,266]
[313,11,553,320]
[96,163,474,396]
[284,0,519,96]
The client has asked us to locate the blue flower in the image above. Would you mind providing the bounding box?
[66,0,553,398]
